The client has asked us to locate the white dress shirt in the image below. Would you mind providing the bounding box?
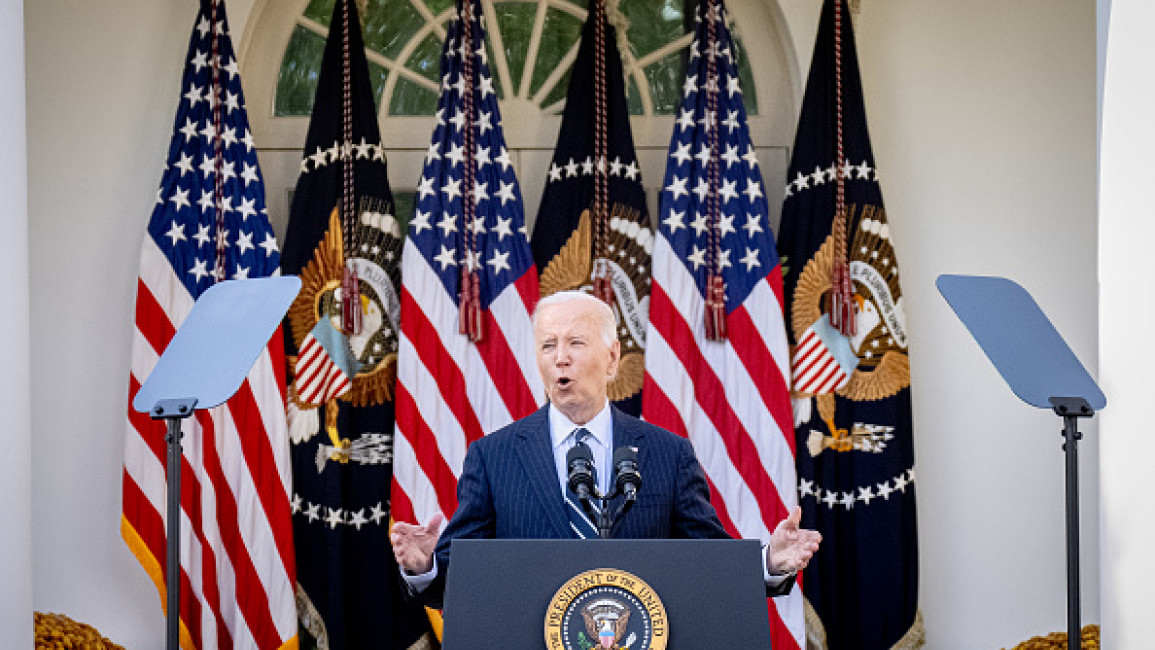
[549,400,613,497]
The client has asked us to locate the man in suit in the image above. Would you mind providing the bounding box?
[391,290,820,607]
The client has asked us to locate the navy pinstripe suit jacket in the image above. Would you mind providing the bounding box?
[415,405,793,607]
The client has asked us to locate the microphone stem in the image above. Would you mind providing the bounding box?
[597,494,612,539]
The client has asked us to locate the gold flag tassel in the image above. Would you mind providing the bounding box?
[828,0,856,338]
[589,0,617,310]
[593,258,616,305]
[702,0,727,342]
[341,262,362,335]
[458,266,484,342]
[338,0,363,336]
[457,0,484,343]
[705,274,727,340]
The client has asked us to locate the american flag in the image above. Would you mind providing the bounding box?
[640,1,802,649]
[390,0,544,532]
[122,1,297,649]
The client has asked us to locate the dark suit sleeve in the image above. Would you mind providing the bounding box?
[670,435,796,597]
[413,438,498,609]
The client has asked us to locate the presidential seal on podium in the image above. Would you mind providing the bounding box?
[544,568,669,650]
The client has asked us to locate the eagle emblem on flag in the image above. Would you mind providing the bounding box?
[789,206,910,455]
[288,204,403,453]
[790,208,910,402]
[291,200,403,408]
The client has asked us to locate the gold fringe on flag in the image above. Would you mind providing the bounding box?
[804,597,926,650]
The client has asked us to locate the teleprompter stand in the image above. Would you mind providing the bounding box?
[132,276,300,650]
[938,275,1106,650]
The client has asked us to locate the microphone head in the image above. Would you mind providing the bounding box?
[611,446,637,468]
[567,441,594,466]
[567,442,596,495]
[613,446,641,497]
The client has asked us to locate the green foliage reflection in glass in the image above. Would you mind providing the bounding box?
[275,0,757,117]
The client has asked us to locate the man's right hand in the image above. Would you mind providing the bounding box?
[391,513,444,575]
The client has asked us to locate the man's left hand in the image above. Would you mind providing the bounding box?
[766,506,821,574]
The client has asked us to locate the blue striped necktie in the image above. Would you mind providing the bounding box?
[565,428,600,539]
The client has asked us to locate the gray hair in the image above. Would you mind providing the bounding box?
[533,291,617,347]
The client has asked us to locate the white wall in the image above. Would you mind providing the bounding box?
[855,1,1099,647]
[1,0,32,646]
[22,1,1097,648]
[1099,1,1154,647]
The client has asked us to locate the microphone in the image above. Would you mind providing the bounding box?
[613,446,641,501]
[566,442,596,500]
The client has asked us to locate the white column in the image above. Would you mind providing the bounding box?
[1099,1,1155,647]
[0,0,33,646]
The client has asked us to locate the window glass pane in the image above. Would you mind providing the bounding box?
[641,51,685,115]
[619,0,684,59]
[282,0,756,119]
[540,65,571,109]
[422,0,455,16]
[362,0,425,59]
[627,74,643,115]
[493,2,537,92]
[530,8,583,98]
[367,61,390,111]
[733,34,758,115]
[407,32,445,83]
[277,28,391,117]
[389,76,440,115]
[276,25,327,117]
[303,0,336,26]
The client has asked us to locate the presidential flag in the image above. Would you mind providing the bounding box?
[390,0,543,536]
[640,0,801,648]
[777,1,921,648]
[278,0,433,647]
[530,0,651,417]
[122,1,297,648]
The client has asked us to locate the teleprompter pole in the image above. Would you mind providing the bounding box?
[152,398,198,650]
[1050,396,1092,650]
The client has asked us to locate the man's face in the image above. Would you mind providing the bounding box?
[534,299,620,424]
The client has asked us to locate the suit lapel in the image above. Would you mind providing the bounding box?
[515,405,571,537]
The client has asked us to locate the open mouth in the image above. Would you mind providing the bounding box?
[557,377,573,389]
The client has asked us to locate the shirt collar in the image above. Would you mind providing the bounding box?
[549,401,612,451]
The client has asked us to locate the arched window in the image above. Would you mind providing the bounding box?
[240,0,802,237]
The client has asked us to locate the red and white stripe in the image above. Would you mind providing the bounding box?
[390,237,544,527]
[642,235,803,650]
[295,332,352,405]
[122,236,297,650]
[792,324,850,394]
